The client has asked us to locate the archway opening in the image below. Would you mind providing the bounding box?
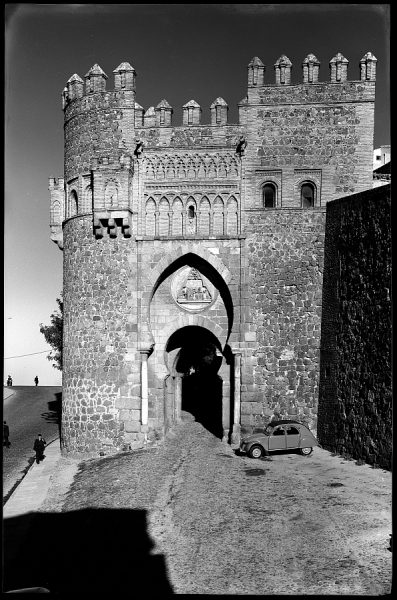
[166,326,226,438]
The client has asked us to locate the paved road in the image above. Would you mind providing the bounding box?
[3,386,61,500]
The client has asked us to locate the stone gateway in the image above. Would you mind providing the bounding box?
[49,52,377,455]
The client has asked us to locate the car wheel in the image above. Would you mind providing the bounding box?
[300,447,313,456]
[248,445,264,459]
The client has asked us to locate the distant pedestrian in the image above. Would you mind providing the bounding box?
[33,434,46,464]
[34,376,39,386]
[7,375,12,386]
[3,421,10,448]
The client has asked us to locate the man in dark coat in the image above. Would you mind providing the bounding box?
[33,434,46,464]
[3,421,10,447]
[34,376,39,386]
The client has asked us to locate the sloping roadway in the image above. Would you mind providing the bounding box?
[3,386,61,501]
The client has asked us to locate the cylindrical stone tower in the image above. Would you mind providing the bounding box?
[60,62,139,455]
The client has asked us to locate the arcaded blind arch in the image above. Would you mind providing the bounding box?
[186,197,197,234]
[213,196,224,235]
[172,198,183,235]
[263,183,277,208]
[69,189,78,217]
[301,182,316,208]
[199,197,210,236]
[159,197,170,236]
[227,196,238,235]
[145,198,156,236]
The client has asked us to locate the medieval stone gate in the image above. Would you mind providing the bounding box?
[50,51,377,455]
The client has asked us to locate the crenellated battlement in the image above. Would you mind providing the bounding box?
[62,52,377,128]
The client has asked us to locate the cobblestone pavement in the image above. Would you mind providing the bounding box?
[37,414,391,595]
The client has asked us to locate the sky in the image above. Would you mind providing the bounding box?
[4,4,390,385]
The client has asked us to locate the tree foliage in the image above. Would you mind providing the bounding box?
[39,295,63,371]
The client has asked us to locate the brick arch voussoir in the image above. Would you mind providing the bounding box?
[162,314,228,352]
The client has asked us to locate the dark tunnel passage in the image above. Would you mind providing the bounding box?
[167,326,224,438]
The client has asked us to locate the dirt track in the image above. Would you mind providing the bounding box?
[36,414,391,595]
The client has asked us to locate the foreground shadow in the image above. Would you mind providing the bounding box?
[3,508,174,595]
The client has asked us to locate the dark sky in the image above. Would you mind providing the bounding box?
[4,4,390,384]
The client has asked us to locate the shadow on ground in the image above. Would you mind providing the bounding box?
[3,508,174,595]
[40,391,62,437]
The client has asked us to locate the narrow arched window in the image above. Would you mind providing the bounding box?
[263,183,276,208]
[69,190,78,217]
[188,205,195,219]
[301,182,315,208]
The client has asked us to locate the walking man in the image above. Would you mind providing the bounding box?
[3,421,10,448]
[33,434,46,464]
[7,375,12,386]
[34,375,39,386]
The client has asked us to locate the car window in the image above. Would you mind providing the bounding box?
[286,426,299,435]
[272,427,285,436]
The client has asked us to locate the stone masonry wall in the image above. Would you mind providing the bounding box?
[243,81,375,208]
[317,185,391,470]
[242,209,326,435]
[62,216,141,454]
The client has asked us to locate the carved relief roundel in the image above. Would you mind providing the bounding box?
[171,267,217,312]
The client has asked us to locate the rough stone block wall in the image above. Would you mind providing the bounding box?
[317,185,391,470]
[244,81,375,207]
[64,91,135,180]
[62,216,141,454]
[241,209,326,435]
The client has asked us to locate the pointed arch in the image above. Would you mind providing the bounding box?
[186,196,197,234]
[172,197,183,235]
[85,184,93,209]
[148,251,234,343]
[213,196,224,235]
[51,200,62,226]
[199,196,210,236]
[159,197,170,236]
[145,198,156,236]
[226,196,238,236]
[69,189,78,217]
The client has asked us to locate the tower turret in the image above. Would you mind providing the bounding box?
[302,53,320,83]
[360,51,377,81]
[155,99,173,126]
[183,100,201,125]
[65,74,84,104]
[247,57,265,86]
[113,61,136,90]
[210,97,228,126]
[329,52,349,83]
[274,55,292,85]
[85,64,108,94]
